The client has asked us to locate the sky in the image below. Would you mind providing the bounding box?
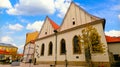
[0,0,120,53]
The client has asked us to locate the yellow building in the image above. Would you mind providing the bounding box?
[23,31,38,62]
[25,31,39,44]
[0,43,18,61]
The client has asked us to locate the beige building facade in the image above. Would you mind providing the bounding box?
[23,31,38,63]
[34,2,110,67]
[106,36,120,61]
[23,42,35,62]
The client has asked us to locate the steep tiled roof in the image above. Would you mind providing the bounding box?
[105,36,120,43]
[48,17,59,30]
[26,31,39,44]
[17,53,23,56]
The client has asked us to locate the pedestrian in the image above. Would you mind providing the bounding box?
[101,62,104,67]
[98,62,104,67]
[34,58,36,65]
[9,59,12,64]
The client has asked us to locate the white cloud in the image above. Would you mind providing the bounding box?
[6,0,72,17]
[105,30,120,37]
[7,0,55,15]
[18,44,24,53]
[0,36,13,43]
[0,0,12,8]
[26,20,44,31]
[55,0,71,18]
[0,36,18,47]
[8,23,24,31]
[118,15,120,19]
[12,43,17,47]
[0,36,24,52]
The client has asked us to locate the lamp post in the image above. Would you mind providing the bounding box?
[65,49,67,67]
[54,30,58,67]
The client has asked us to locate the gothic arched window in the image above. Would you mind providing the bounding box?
[48,42,53,55]
[73,36,81,54]
[41,44,45,56]
[60,39,66,55]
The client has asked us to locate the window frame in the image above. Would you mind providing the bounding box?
[60,39,66,55]
[48,41,53,56]
[73,35,81,54]
[40,43,45,56]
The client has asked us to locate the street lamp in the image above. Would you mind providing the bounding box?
[65,49,67,67]
[54,30,58,67]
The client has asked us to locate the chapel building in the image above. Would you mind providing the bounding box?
[34,2,110,67]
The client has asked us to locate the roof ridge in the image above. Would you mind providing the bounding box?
[0,43,17,48]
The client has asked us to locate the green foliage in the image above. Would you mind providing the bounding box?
[79,25,105,53]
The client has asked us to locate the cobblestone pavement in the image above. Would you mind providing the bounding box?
[0,63,50,67]
[0,62,85,67]
[0,63,48,67]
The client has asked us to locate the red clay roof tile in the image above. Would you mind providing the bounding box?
[48,17,59,30]
[105,36,120,43]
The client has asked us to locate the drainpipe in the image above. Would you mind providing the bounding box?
[54,30,58,67]
[65,49,67,67]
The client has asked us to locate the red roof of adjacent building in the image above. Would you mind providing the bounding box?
[105,36,120,43]
[17,54,24,56]
[48,17,59,30]
[0,49,10,54]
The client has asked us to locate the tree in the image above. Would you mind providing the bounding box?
[78,25,105,67]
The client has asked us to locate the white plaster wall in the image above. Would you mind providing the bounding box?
[24,43,35,62]
[108,43,120,54]
[91,23,109,62]
[39,18,55,38]
[24,44,30,54]
[57,28,86,62]
[35,22,109,63]
[60,3,98,31]
[57,23,109,62]
[24,43,35,54]
[35,36,56,61]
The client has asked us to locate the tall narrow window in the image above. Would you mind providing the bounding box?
[73,21,75,25]
[48,42,53,55]
[72,18,75,25]
[73,36,81,54]
[41,44,44,56]
[60,39,66,55]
